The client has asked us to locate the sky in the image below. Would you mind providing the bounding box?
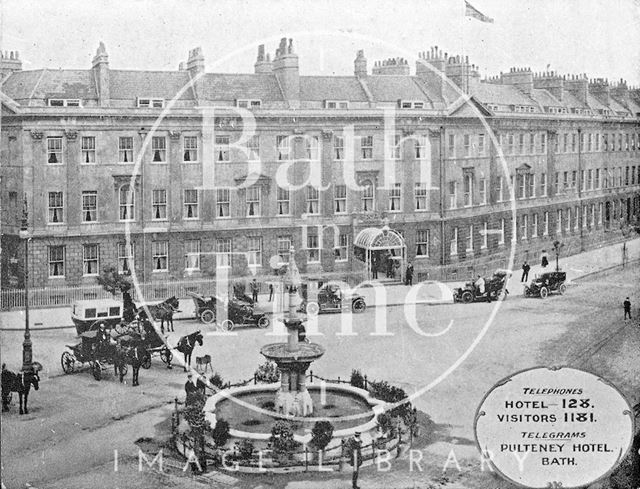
[1,0,639,85]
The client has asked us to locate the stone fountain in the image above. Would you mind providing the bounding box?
[260,247,325,417]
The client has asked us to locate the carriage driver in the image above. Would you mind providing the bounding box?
[95,323,110,356]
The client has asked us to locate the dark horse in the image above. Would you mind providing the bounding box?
[139,296,180,334]
[176,331,203,372]
[114,342,146,386]
[1,364,40,414]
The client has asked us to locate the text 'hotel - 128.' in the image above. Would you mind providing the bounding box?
[1,40,639,297]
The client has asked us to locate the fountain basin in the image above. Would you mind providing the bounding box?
[204,382,386,445]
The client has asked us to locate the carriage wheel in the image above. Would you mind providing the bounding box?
[219,319,234,332]
[61,351,75,374]
[200,309,215,324]
[306,302,320,317]
[160,348,173,364]
[559,284,567,295]
[257,315,270,329]
[142,352,152,370]
[539,287,549,299]
[91,361,102,381]
[352,299,366,313]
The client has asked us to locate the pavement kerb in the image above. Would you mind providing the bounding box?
[1,253,637,332]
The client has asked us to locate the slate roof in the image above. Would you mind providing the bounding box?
[299,76,367,102]
[110,70,195,100]
[474,83,537,107]
[1,69,97,101]
[200,73,283,101]
[365,76,431,102]
[529,88,561,107]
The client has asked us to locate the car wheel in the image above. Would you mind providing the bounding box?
[352,299,366,313]
[257,315,270,329]
[559,284,567,295]
[539,287,549,299]
[219,319,234,332]
[523,288,531,297]
[306,302,320,316]
[461,291,474,304]
[200,309,215,324]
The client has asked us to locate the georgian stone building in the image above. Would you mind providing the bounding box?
[1,41,639,289]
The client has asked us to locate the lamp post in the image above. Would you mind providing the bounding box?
[19,195,33,373]
[552,239,564,272]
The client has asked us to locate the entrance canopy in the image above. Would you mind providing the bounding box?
[354,226,405,250]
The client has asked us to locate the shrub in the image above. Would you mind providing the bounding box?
[369,380,412,421]
[376,412,395,437]
[209,372,225,389]
[270,420,300,454]
[211,419,230,447]
[236,439,254,460]
[254,361,280,383]
[350,369,365,389]
[310,421,334,451]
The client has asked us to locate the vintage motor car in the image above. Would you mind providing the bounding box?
[523,271,567,298]
[453,269,511,304]
[300,282,367,315]
[187,291,270,330]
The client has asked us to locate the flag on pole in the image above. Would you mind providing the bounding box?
[465,1,494,23]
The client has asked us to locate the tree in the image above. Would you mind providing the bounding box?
[310,421,334,455]
[350,369,365,389]
[97,265,132,294]
[270,420,300,460]
[211,419,230,448]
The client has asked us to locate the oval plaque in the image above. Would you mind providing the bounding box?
[474,366,635,488]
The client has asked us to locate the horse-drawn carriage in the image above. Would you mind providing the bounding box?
[61,330,123,380]
[187,291,270,331]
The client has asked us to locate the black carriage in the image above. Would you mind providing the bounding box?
[187,291,270,331]
[61,330,123,380]
[136,320,174,368]
[454,269,511,303]
[523,271,567,298]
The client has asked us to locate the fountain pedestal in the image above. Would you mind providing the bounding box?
[261,316,325,417]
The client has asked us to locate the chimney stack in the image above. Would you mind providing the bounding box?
[273,38,300,109]
[533,71,564,101]
[565,74,589,104]
[254,44,273,73]
[354,49,367,78]
[372,57,410,75]
[91,42,110,107]
[589,78,611,106]
[444,53,480,95]
[500,67,533,95]
[1,50,22,80]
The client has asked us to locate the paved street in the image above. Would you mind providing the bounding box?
[1,258,639,488]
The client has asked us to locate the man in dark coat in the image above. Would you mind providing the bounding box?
[349,432,363,489]
[185,372,206,404]
[405,263,414,286]
[624,297,632,320]
[250,279,259,303]
[521,261,531,282]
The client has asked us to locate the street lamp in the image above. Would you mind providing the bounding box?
[552,239,564,272]
[19,195,33,373]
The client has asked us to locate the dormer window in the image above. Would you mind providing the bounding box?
[487,104,499,112]
[398,100,425,109]
[325,100,349,109]
[237,99,262,109]
[513,105,535,113]
[137,98,165,108]
[48,99,81,107]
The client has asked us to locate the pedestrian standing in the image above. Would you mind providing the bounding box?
[541,250,549,268]
[349,432,363,489]
[405,263,414,286]
[521,261,530,282]
[268,283,274,302]
[251,279,259,303]
[624,297,632,320]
